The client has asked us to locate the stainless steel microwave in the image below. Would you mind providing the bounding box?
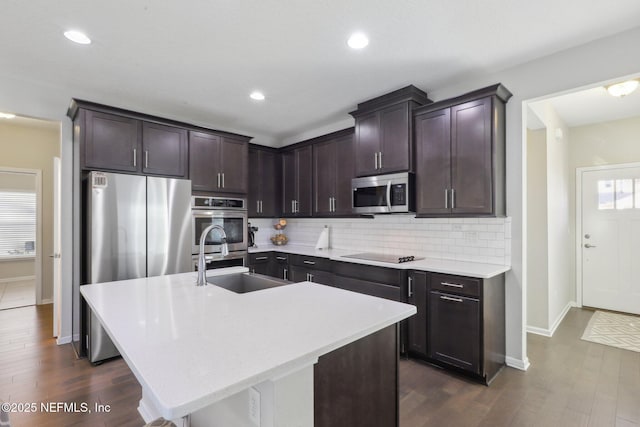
[352,172,415,214]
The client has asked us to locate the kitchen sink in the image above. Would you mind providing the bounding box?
[206,272,291,294]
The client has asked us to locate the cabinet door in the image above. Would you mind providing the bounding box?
[142,122,187,177]
[84,110,140,172]
[354,112,380,177]
[296,145,313,216]
[333,134,355,215]
[248,148,261,216]
[428,291,480,374]
[189,131,221,192]
[290,265,311,282]
[451,97,493,214]
[379,103,410,173]
[248,253,272,275]
[313,139,336,216]
[220,136,248,194]
[407,271,428,357]
[282,151,296,215]
[415,109,452,215]
[259,150,281,217]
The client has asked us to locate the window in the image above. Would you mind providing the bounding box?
[0,191,36,258]
[598,178,640,210]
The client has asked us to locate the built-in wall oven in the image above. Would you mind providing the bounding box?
[191,196,248,270]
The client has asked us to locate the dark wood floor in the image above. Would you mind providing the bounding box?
[1,305,639,426]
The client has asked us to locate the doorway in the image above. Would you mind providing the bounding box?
[577,163,640,314]
[0,168,40,310]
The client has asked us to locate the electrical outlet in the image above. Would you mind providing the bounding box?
[249,386,261,426]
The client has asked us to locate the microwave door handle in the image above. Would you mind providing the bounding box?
[386,181,392,211]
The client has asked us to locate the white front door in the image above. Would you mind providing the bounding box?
[581,165,640,314]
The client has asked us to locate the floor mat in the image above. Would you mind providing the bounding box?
[581,310,640,353]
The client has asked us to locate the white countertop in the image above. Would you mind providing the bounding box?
[80,268,416,420]
[249,244,510,279]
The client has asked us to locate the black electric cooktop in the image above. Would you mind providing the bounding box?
[341,252,424,264]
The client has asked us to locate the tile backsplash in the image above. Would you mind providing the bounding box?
[249,215,511,265]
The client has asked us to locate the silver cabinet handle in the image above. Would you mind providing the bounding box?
[259,200,263,213]
[276,256,287,261]
[445,189,448,209]
[295,200,299,213]
[283,269,288,280]
[441,282,463,288]
[379,151,382,169]
[254,256,268,260]
[303,260,316,265]
[584,243,597,248]
[329,197,332,212]
[333,197,336,212]
[440,295,463,303]
[133,148,137,167]
[374,152,378,170]
[217,173,221,188]
[408,276,413,298]
[386,180,392,211]
[309,273,314,282]
[145,150,149,168]
[257,200,260,213]
[291,200,295,213]
[222,173,225,188]
[451,188,456,209]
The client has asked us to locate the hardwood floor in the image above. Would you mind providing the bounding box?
[1,305,638,426]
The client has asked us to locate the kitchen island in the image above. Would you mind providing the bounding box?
[80,267,416,427]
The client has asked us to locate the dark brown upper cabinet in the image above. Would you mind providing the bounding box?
[313,129,355,216]
[80,110,188,177]
[350,86,430,177]
[248,145,281,217]
[189,131,249,194]
[414,84,511,217]
[141,122,188,177]
[82,110,141,173]
[282,145,312,216]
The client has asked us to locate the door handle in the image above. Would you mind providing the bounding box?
[386,181,392,211]
[408,276,413,298]
[378,151,382,169]
[222,173,225,188]
[374,152,379,170]
[217,173,221,188]
[451,188,456,209]
[584,243,597,248]
[145,150,149,168]
[445,189,448,209]
[133,148,137,167]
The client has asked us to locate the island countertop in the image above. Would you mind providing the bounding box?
[80,267,416,420]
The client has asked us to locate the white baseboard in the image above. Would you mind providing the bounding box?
[526,301,576,337]
[506,356,530,371]
[0,275,35,283]
[56,335,72,345]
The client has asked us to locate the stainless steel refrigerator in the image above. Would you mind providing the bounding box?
[84,171,192,363]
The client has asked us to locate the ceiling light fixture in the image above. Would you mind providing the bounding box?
[606,79,639,97]
[250,91,265,101]
[64,30,92,45]
[347,32,369,49]
[0,112,16,119]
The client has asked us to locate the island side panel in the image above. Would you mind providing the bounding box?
[314,324,398,427]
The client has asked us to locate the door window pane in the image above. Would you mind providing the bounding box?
[615,179,634,210]
[636,179,640,209]
[597,180,614,210]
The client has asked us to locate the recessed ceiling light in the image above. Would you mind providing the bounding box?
[0,112,16,119]
[606,80,638,97]
[250,91,265,101]
[64,30,92,45]
[347,32,369,49]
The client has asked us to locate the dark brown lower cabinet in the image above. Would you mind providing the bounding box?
[428,290,480,374]
[314,324,398,427]
[425,272,505,384]
[407,271,428,358]
[247,253,272,275]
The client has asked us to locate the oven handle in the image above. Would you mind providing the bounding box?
[386,180,392,211]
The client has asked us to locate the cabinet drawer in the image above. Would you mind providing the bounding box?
[429,273,480,298]
[249,253,272,264]
[289,254,332,272]
[333,261,403,287]
[273,252,289,264]
[331,275,402,302]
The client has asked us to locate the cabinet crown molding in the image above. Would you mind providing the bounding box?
[349,85,431,117]
[414,83,512,116]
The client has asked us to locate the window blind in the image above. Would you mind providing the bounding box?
[0,191,36,257]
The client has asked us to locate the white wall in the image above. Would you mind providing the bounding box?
[526,129,548,329]
[570,116,640,168]
[543,106,574,332]
[2,26,640,365]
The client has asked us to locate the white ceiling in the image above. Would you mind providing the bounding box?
[528,83,640,130]
[2,0,640,146]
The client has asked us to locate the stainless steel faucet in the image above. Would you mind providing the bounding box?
[196,224,229,286]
